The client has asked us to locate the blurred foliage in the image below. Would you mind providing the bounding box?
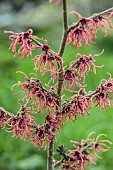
[0,7,113,170]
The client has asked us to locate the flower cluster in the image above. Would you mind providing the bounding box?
[0,106,35,139]
[94,74,113,110]
[34,43,62,75]
[49,0,61,5]
[67,11,113,49]
[5,29,61,76]
[62,89,93,121]
[56,132,112,170]
[13,72,59,112]
[30,113,62,149]
[63,52,103,91]
[0,107,62,150]
[70,52,103,77]
[4,29,38,58]
[62,75,113,121]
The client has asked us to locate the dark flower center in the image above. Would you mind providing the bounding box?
[23,32,29,39]
[74,29,82,35]
[107,83,112,87]
[42,45,49,53]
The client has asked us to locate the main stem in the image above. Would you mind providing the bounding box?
[57,0,68,99]
[47,0,68,170]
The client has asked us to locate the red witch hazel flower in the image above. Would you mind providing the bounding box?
[92,12,113,36]
[49,0,60,5]
[94,73,113,110]
[63,51,103,91]
[70,51,104,78]
[34,42,62,75]
[67,27,94,50]
[4,29,38,58]
[0,105,35,140]
[12,72,60,112]
[30,113,62,149]
[62,89,94,121]
[67,11,113,49]
[63,69,82,91]
[57,132,112,170]
[67,12,96,49]
[0,107,63,150]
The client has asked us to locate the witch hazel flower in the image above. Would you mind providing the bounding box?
[12,72,60,112]
[30,125,46,149]
[90,133,112,158]
[67,11,113,49]
[71,11,113,36]
[34,43,62,75]
[44,113,62,140]
[62,89,94,121]
[58,132,112,170]
[71,90,93,117]
[94,74,113,110]
[67,132,111,169]
[70,52,104,79]
[63,52,103,92]
[4,29,38,58]
[1,105,35,140]
[67,27,94,50]
[67,12,97,49]
[101,73,113,93]
[49,0,60,5]
[30,113,62,149]
[91,12,113,36]
[63,69,82,91]
[94,91,111,110]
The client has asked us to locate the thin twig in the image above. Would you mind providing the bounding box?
[31,37,56,54]
[57,0,68,99]
[0,107,15,117]
[68,7,113,31]
[47,141,54,170]
[31,38,42,46]
[54,158,64,168]
[58,0,68,57]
